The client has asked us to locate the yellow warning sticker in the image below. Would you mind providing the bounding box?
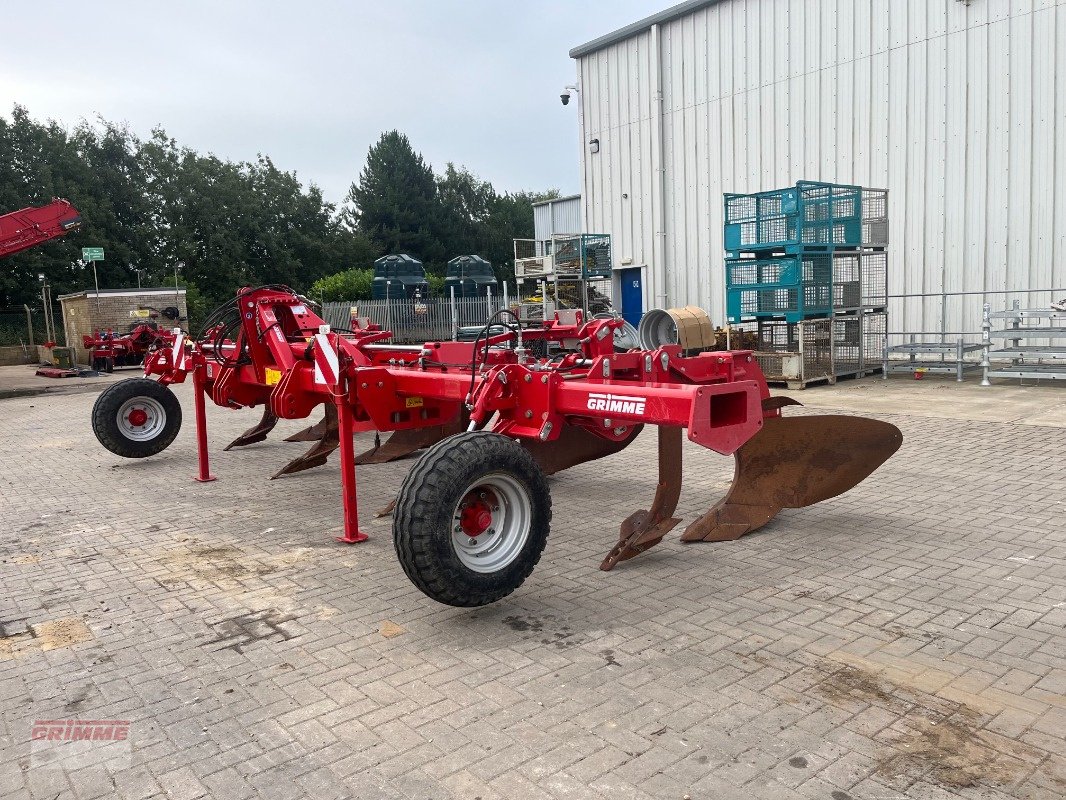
[264,368,281,386]
[405,396,424,408]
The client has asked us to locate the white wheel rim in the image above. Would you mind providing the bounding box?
[116,397,167,442]
[451,472,532,573]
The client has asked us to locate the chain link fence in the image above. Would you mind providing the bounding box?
[0,305,61,347]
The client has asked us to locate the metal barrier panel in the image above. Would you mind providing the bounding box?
[322,296,509,343]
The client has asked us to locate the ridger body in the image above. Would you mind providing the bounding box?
[91,286,902,606]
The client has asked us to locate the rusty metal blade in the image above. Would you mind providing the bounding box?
[283,405,337,442]
[762,396,802,413]
[681,414,902,543]
[521,424,643,476]
[355,416,467,465]
[601,425,682,571]
[223,406,278,451]
[271,416,341,479]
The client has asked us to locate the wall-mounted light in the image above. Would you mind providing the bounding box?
[589,138,600,154]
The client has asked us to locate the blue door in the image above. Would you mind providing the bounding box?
[619,268,643,328]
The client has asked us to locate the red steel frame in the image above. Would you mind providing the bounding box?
[143,287,778,543]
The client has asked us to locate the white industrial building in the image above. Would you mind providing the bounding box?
[568,0,1066,336]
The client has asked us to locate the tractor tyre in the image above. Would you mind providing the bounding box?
[393,432,551,607]
[92,378,182,458]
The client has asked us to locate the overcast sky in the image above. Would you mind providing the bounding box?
[1,0,665,205]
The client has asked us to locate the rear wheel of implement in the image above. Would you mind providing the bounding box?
[91,357,103,371]
[393,432,551,607]
[104,358,114,373]
[92,378,182,458]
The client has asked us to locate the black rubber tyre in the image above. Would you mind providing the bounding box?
[91,378,182,458]
[104,358,114,374]
[91,357,104,372]
[393,431,551,607]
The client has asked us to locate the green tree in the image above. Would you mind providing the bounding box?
[346,131,444,270]
[308,268,374,302]
[427,274,446,297]
[1,107,558,319]
[1,105,374,312]
[0,107,153,305]
[435,163,494,259]
[481,189,560,286]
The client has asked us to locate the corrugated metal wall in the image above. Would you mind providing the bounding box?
[533,195,583,241]
[577,0,1066,335]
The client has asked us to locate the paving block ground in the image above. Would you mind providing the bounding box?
[1,369,1064,799]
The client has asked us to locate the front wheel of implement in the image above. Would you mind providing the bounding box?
[92,378,182,458]
[393,432,551,607]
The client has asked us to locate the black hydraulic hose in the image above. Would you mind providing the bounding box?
[466,309,523,407]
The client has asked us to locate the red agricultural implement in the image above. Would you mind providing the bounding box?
[0,199,82,260]
[82,308,184,372]
[91,285,901,606]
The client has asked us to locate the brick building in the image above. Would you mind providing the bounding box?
[58,287,188,363]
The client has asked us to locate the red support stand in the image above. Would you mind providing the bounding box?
[335,381,369,544]
[192,361,217,483]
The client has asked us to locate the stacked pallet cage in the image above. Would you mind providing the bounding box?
[513,234,615,322]
[723,181,888,388]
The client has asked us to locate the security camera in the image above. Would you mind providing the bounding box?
[560,93,570,106]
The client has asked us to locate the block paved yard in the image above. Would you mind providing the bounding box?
[1,370,1065,799]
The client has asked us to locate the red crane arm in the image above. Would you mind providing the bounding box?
[0,199,83,260]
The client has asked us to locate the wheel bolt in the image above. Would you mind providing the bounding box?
[468,538,478,546]
[487,528,495,535]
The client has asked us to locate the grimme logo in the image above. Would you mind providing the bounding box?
[30,720,132,770]
[31,720,130,742]
[587,392,646,416]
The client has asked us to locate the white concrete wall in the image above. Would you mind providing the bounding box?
[576,0,1066,335]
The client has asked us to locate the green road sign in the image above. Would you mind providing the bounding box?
[82,247,105,261]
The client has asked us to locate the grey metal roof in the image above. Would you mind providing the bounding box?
[569,0,720,58]
[531,193,580,208]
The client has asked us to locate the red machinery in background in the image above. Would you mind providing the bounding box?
[81,307,183,372]
[0,199,82,260]
[90,285,901,607]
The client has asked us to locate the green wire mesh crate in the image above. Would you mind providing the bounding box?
[725,252,833,323]
[723,181,863,255]
[552,234,612,279]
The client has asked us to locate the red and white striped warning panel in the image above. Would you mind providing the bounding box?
[172,333,186,370]
[313,333,340,385]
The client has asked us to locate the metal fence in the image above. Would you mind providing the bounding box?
[322,294,514,344]
[0,305,59,348]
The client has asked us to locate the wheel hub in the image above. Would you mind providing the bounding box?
[115,395,167,441]
[449,473,533,574]
[459,492,495,537]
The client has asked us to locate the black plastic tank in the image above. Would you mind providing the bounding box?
[371,254,430,300]
[444,255,498,299]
